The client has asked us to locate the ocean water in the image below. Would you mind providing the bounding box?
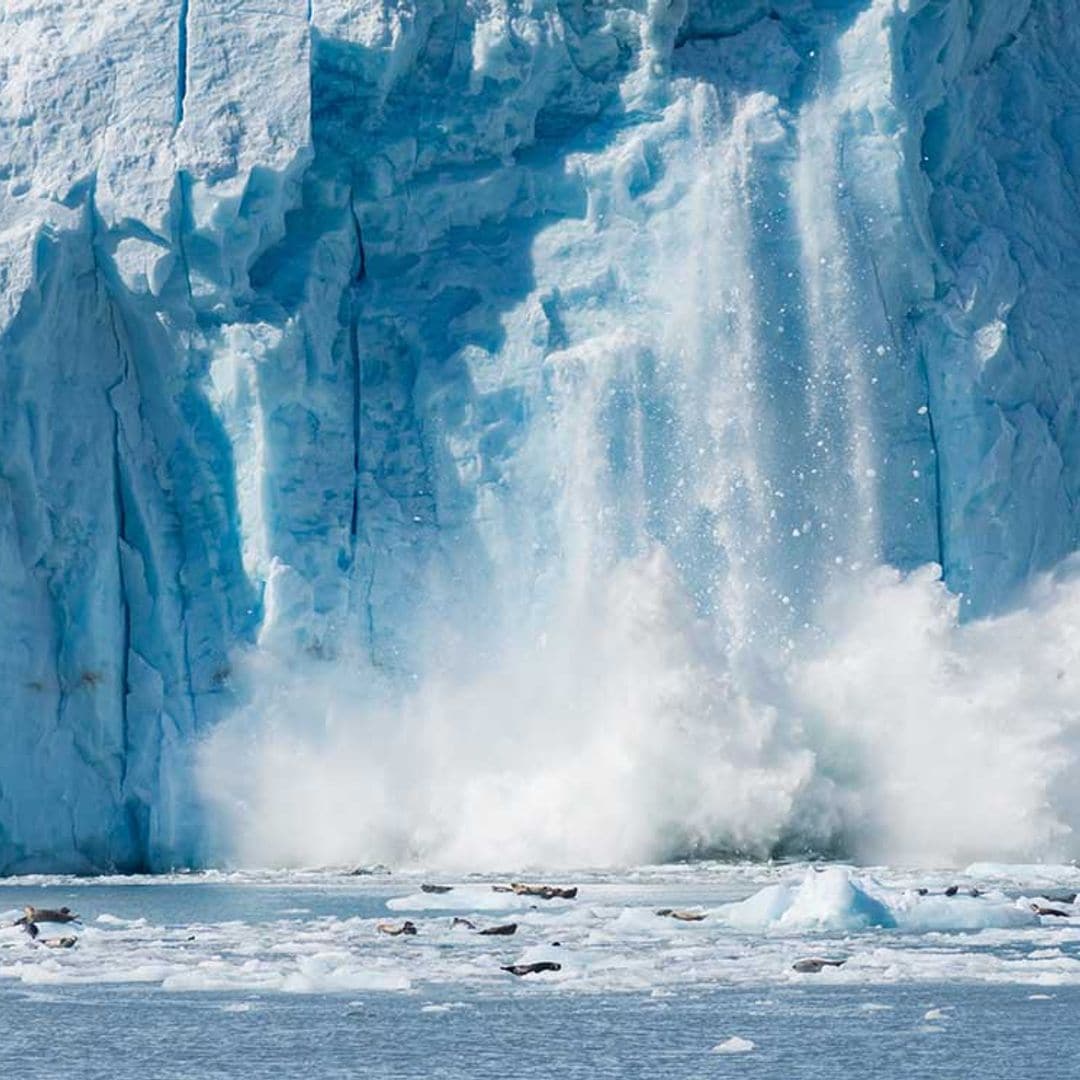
[2,864,1078,1078]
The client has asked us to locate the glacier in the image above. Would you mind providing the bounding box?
[1,0,1080,872]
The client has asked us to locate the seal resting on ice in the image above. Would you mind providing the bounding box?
[502,884,577,900]
[792,957,846,974]
[24,923,77,948]
[14,906,79,927]
[377,921,418,936]
[1031,903,1070,918]
[656,909,706,922]
[501,961,561,976]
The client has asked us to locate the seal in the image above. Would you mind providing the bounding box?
[792,957,845,974]
[14,906,79,927]
[421,884,453,894]
[656,909,706,922]
[1031,903,1070,918]
[478,923,518,936]
[24,923,77,948]
[376,920,418,936]
[501,962,561,976]
[451,917,477,930]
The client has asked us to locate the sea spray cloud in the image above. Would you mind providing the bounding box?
[199,548,823,869]
[199,557,1080,870]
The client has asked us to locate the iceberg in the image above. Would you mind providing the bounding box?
[719,868,896,932]
[2,0,1080,871]
[717,868,1039,933]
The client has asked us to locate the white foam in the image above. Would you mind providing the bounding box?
[201,557,1080,871]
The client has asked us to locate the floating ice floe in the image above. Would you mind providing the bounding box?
[717,868,1042,934]
[712,1036,755,1054]
[387,888,560,913]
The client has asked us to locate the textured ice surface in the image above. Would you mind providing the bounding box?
[2,863,1080,998]
[3,1,1080,870]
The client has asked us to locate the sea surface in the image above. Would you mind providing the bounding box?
[2,863,1077,1078]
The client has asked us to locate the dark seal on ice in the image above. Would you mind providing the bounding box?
[792,957,845,974]
[376,920,418,936]
[1031,903,1070,918]
[14,906,79,927]
[501,961,561,976]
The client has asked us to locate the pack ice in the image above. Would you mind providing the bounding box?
[1,0,1079,871]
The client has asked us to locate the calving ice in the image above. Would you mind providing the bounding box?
[1,0,1079,873]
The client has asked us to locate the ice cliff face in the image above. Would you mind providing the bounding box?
[1,0,1079,871]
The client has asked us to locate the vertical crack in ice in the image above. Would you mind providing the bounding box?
[174,173,195,302]
[87,183,135,801]
[919,353,947,574]
[175,0,190,129]
[107,358,133,793]
[345,192,378,659]
[346,192,365,563]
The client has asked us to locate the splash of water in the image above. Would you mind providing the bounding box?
[200,555,1080,870]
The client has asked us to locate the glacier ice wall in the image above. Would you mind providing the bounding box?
[2,0,1080,871]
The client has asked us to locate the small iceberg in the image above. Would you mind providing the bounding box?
[718,867,1040,933]
[718,868,895,932]
[712,1036,755,1054]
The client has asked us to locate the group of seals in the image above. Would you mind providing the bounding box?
[916,885,981,898]
[378,911,555,977]
[415,881,579,901]
[11,906,81,949]
[493,883,578,901]
[420,881,578,900]
[924,886,1076,918]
